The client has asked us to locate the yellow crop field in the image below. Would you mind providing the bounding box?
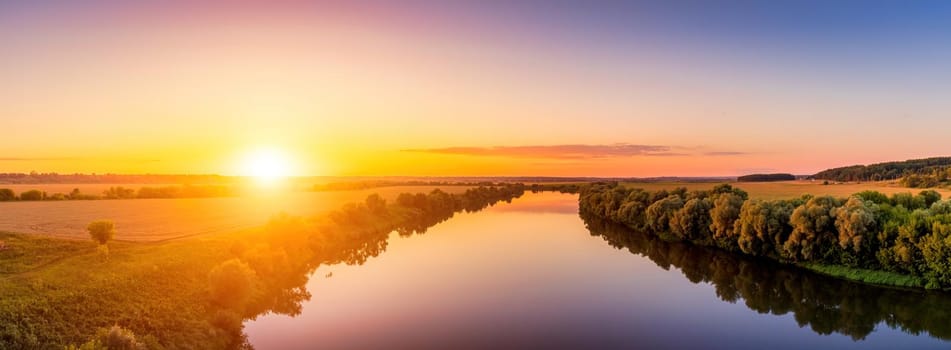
[621,180,951,200]
[0,186,469,241]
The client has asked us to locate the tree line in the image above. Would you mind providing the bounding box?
[0,185,238,202]
[812,156,951,182]
[579,182,951,289]
[0,172,232,184]
[737,173,796,182]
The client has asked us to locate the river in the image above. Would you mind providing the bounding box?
[244,192,951,349]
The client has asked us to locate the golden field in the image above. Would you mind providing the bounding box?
[621,180,951,200]
[0,186,470,241]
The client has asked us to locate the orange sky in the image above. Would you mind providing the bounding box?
[3,2,950,177]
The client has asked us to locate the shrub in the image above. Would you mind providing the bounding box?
[208,259,260,312]
[67,325,145,350]
[87,220,116,245]
[19,190,44,201]
[0,188,14,201]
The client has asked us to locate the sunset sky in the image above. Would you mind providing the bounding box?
[3,1,951,177]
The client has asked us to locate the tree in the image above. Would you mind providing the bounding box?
[672,198,713,242]
[87,220,116,245]
[919,220,951,288]
[734,200,795,257]
[103,186,135,199]
[208,259,260,312]
[19,189,44,201]
[855,190,889,205]
[646,195,685,236]
[616,189,651,229]
[0,188,14,201]
[918,190,942,207]
[833,197,878,267]
[364,194,387,214]
[709,193,745,248]
[891,192,926,210]
[784,196,842,262]
[833,197,877,252]
[67,325,145,350]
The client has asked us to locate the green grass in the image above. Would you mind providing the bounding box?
[0,231,237,349]
[0,232,95,274]
[799,262,926,289]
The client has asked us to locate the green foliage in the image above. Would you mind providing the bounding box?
[579,182,951,289]
[87,221,116,245]
[672,198,713,242]
[0,188,15,201]
[709,193,744,248]
[207,259,260,312]
[737,173,796,182]
[734,200,795,257]
[812,156,951,182]
[67,325,147,350]
[890,192,926,210]
[919,190,942,207]
[103,187,136,199]
[799,263,925,288]
[855,190,889,205]
[646,195,684,236]
[20,190,44,201]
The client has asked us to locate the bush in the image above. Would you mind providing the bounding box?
[208,259,260,312]
[67,325,145,350]
[87,220,116,245]
[0,188,14,201]
[19,190,44,201]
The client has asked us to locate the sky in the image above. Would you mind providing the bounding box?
[3,0,951,177]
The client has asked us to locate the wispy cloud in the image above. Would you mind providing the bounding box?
[0,157,160,163]
[403,143,740,159]
[0,157,75,161]
[703,151,747,156]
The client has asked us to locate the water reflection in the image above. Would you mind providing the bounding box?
[581,211,951,341]
[245,192,951,349]
[238,186,526,346]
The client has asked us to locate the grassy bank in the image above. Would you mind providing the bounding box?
[798,262,927,289]
[0,231,236,349]
[0,185,527,349]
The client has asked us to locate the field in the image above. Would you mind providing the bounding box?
[2,181,944,242]
[621,180,951,200]
[0,186,469,241]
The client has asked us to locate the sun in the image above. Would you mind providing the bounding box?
[241,148,293,183]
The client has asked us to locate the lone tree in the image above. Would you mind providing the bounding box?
[87,220,116,246]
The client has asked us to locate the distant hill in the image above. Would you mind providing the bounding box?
[737,173,796,182]
[812,157,951,182]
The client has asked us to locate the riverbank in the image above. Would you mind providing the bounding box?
[578,182,951,291]
[798,262,926,289]
[0,185,526,349]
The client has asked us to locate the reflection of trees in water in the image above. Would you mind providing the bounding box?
[242,187,525,324]
[581,211,951,341]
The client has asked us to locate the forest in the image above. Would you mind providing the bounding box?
[812,156,951,183]
[737,173,797,182]
[578,182,951,289]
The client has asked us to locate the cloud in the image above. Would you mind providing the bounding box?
[403,144,686,159]
[0,157,159,163]
[0,157,75,161]
[703,151,748,156]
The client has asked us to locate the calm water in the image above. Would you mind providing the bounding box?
[244,192,951,349]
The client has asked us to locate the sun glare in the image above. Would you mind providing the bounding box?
[241,148,293,184]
